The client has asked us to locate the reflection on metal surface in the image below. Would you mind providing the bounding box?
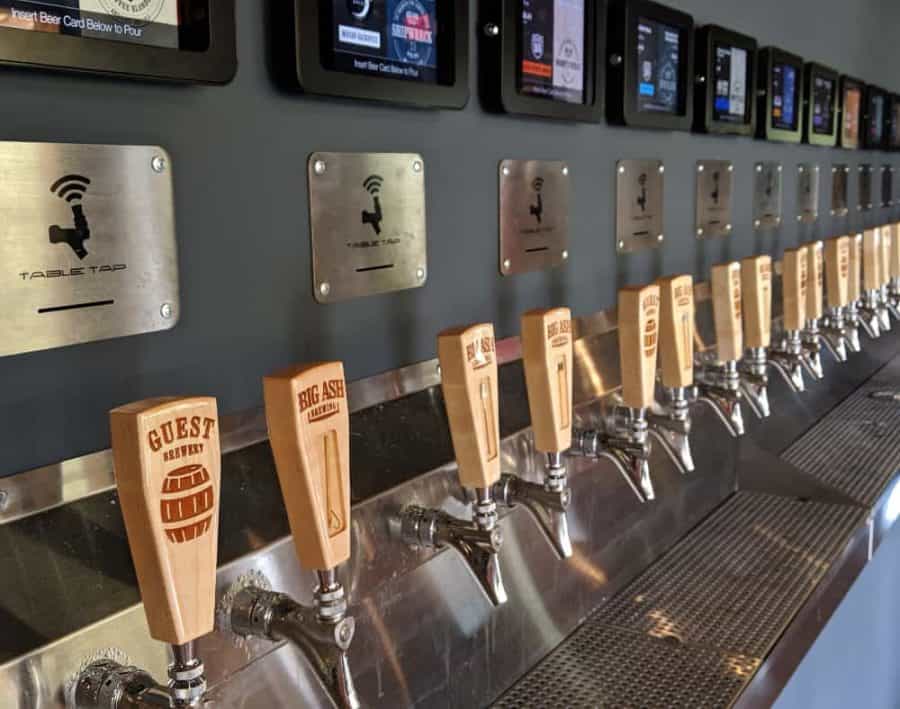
[858,164,873,211]
[831,164,849,217]
[796,164,820,224]
[0,142,178,357]
[695,160,733,239]
[498,160,570,275]
[616,160,664,253]
[753,162,783,230]
[881,165,894,208]
[308,152,427,303]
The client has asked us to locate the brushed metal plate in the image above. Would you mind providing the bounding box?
[0,142,178,358]
[753,162,783,230]
[859,164,873,211]
[308,152,427,304]
[796,164,820,224]
[695,161,733,239]
[881,165,894,208]
[499,160,570,276]
[616,160,664,254]
[830,164,849,217]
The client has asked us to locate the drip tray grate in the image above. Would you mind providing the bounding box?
[493,492,864,708]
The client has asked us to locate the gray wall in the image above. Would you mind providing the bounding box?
[2,0,900,474]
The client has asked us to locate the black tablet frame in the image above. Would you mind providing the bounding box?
[276,0,468,108]
[480,0,605,121]
[803,62,839,148]
[0,0,235,83]
[607,0,694,131]
[693,24,756,136]
[756,46,804,144]
[864,83,889,151]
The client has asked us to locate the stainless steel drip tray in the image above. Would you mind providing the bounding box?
[494,492,866,708]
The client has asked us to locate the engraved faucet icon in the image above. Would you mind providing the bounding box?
[530,177,545,224]
[636,173,648,212]
[711,171,720,205]
[362,174,384,235]
[48,174,91,260]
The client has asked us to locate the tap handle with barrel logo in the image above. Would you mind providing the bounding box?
[740,255,772,349]
[825,236,851,309]
[109,397,221,646]
[806,242,824,320]
[710,262,743,362]
[656,274,694,389]
[263,362,350,572]
[848,234,862,302]
[881,224,894,286]
[438,323,501,490]
[891,223,900,280]
[521,308,573,454]
[863,229,882,292]
[782,247,808,332]
[618,284,660,409]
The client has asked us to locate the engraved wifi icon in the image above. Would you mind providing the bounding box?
[50,174,90,203]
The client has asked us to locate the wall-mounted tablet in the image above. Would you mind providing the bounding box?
[0,0,235,83]
[889,95,900,152]
[275,1,468,108]
[864,84,888,150]
[803,62,838,147]
[839,76,864,150]
[693,24,755,136]
[756,47,803,143]
[479,0,605,121]
[607,0,693,131]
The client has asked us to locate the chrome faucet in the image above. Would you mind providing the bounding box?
[889,276,900,320]
[738,347,770,418]
[858,290,882,339]
[696,357,745,436]
[648,385,695,473]
[821,307,850,362]
[799,317,826,379]
[843,301,863,352]
[768,330,807,392]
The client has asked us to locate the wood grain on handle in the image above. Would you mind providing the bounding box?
[521,308,573,454]
[806,242,825,320]
[263,362,350,572]
[881,224,894,285]
[782,248,808,331]
[438,323,500,489]
[710,262,743,361]
[740,255,773,349]
[863,228,881,292]
[892,223,900,279]
[618,284,660,409]
[824,236,851,309]
[110,397,221,646]
[657,274,694,388]
[848,234,862,301]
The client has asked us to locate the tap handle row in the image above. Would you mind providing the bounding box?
[109,397,221,647]
[782,247,808,331]
[863,229,882,292]
[618,284,661,409]
[521,308,573,455]
[889,224,900,281]
[741,255,772,349]
[264,362,351,572]
[438,324,501,490]
[806,242,825,320]
[711,262,743,361]
[657,274,694,389]
[825,236,851,309]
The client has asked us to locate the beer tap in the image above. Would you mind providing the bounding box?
[881,224,900,321]
[572,284,660,502]
[230,362,359,709]
[400,324,507,606]
[738,255,773,418]
[696,262,745,436]
[844,233,864,351]
[494,308,573,559]
[73,397,221,709]
[821,236,852,361]
[648,274,696,473]
[769,247,808,391]
[888,223,900,318]
[859,229,884,339]
[799,242,826,379]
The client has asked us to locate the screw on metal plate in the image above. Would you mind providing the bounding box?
[415,267,426,281]
[658,165,665,174]
[484,23,499,37]
[412,160,423,173]
[502,166,511,177]
[313,160,327,176]
[697,164,705,173]
[617,165,626,175]
[561,165,569,176]
[657,234,664,242]
[160,303,173,319]
[697,228,704,236]
[610,54,623,66]
[562,250,569,260]
[503,259,511,271]
[319,282,331,297]
[0,490,8,511]
[151,155,166,173]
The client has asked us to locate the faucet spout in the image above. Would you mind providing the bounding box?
[800,320,825,379]
[399,505,507,605]
[230,583,360,709]
[769,330,807,392]
[878,286,894,330]
[648,387,695,473]
[696,359,745,436]
[859,293,882,339]
[738,348,771,419]
[821,309,850,362]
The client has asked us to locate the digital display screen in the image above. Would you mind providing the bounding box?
[712,43,748,124]
[636,17,680,114]
[843,85,861,144]
[329,0,439,84]
[0,0,181,49]
[811,74,836,135]
[770,62,798,131]
[892,100,900,148]
[869,91,885,144]
[518,0,585,105]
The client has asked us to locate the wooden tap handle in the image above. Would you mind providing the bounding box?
[657,274,694,388]
[740,255,773,349]
[824,236,851,309]
[263,362,351,572]
[110,397,221,646]
[848,233,862,301]
[710,262,743,361]
[521,308,573,454]
[863,229,881,292]
[618,284,660,409]
[782,247,808,331]
[881,225,893,285]
[891,223,900,280]
[438,323,500,489]
[806,242,824,320]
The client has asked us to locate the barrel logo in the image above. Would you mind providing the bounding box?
[160,464,214,544]
[547,318,571,348]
